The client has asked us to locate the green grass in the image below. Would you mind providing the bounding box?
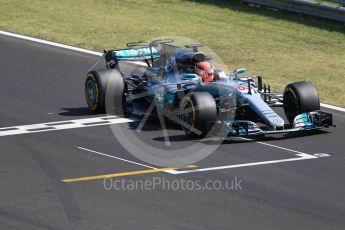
[1,0,345,106]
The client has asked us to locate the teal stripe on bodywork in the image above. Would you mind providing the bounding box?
[113,47,160,59]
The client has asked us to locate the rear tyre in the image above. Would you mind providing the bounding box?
[85,69,125,114]
[283,81,320,123]
[180,92,217,138]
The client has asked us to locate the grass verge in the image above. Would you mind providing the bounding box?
[0,0,344,106]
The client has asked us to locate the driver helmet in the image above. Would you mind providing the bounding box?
[195,61,214,82]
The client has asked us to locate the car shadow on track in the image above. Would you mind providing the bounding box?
[125,115,331,144]
[59,107,96,116]
[153,128,331,144]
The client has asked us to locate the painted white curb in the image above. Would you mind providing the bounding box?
[1,30,344,113]
[0,30,102,56]
[320,103,345,113]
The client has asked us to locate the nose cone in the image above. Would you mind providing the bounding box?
[259,109,285,128]
[269,114,285,128]
[244,94,285,128]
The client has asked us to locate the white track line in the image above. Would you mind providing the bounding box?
[169,155,316,174]
[75,139,326,176]
[0,30,344,113]
[168,138,323,175]
[77,147,157,169]
[239,137,310,155]
[0,116,135,137]
[320,103,345,113]
[76,142,321,175]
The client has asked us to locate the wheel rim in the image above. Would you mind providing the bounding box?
[85,77,99,110]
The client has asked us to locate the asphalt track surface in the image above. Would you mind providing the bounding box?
[1,34,345,230]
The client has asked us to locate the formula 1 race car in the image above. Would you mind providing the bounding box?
[84,39,333,138]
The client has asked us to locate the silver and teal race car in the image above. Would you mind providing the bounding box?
[85,39,333,138]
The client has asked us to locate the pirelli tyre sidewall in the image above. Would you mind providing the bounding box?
[85,71,105,113]
[85,72,102,112]
[180,92,217,138]
[85,69,125,114]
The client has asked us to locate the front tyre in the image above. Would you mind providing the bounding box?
[283,81,320,123]
[180,92,217,138]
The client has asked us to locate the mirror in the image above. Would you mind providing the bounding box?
[182,73,198,78]
[233,68,247,75]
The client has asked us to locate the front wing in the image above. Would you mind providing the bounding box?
[224,111,333,137]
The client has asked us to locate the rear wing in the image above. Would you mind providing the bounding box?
[104,39,174,68]
[104,47,159,65]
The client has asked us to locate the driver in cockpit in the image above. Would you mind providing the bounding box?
[194,61,215,83]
